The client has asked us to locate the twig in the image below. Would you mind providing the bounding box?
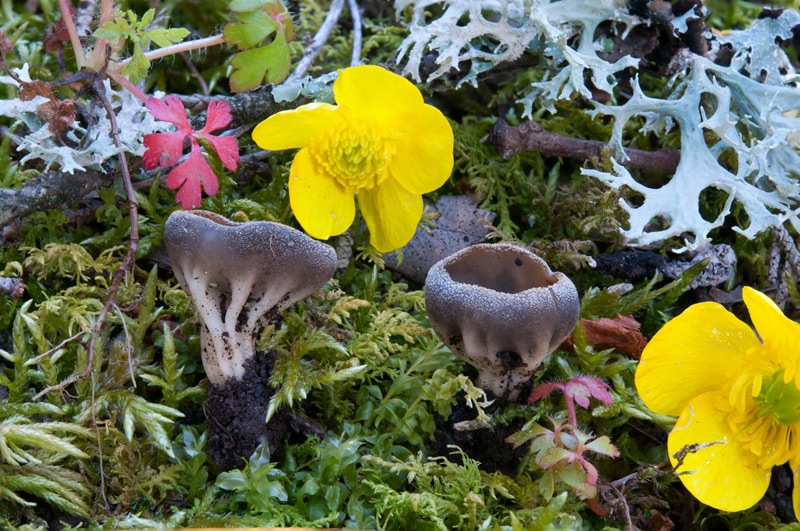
[90,366,109,509]
[347,0,363,66]
[490,119,681,174]
[285,0,346,83]
[118,34,226,68]
[56,0,86,68]
[180,52,210,96]
[0,277,24,299]
[28,331,85,364]
[608,482,635,531]
[105,69,148,103]
[33,74,140,403]
[0,167,114,230]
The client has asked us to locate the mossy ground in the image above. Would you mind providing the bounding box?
[1,0,800,529]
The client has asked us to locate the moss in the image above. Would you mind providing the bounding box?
[1,0,798,528]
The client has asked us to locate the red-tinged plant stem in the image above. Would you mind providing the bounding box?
[86,0,116,70]
[57,0,86,68]
[118,34,226,68]
[106,70,149,103]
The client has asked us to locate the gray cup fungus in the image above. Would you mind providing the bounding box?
[424,243,579,402]
[164,210,337,385]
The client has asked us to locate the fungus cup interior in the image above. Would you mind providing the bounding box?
[444,247,557,293]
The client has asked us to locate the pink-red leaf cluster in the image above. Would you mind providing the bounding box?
[143,96,239,209]
[529,376,613,425]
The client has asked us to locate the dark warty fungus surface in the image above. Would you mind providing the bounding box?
[424,243,580,402]
[164,210,337,469]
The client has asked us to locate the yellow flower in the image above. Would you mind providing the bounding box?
[252,65,454,252]
[636,287,800,518]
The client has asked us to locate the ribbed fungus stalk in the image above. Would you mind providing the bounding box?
[425,243,580,402]
[164,210,337,468]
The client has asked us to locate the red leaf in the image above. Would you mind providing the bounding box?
[200,100,233,133]
[566,376,613,407]
[146,96,191,131]
[143,131,188,169]
[528,382,563,404]
[166,145,219,209]
[580,314,648,359]
[199,134,240,172]
[144,96,237,208]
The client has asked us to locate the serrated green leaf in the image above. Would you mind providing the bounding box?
[122,44,150,83]
[145,27,190,48]
[224,11,277,50]
[94,21,128,41]
[139,8,155,30]
[584,435,620,457]
[229,32,292,92]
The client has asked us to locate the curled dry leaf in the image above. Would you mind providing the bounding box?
[580,314,648,359]
[19,80,53,101]
[37,99,75,135]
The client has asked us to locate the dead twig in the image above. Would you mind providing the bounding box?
[180,51,210,97]
[768,226,800,308]
[285,0,346,83]
[28,331,85,365]
[31,63,140,510]
[347,0,363,66]
[608,482,635,531]
[491,119,681,174]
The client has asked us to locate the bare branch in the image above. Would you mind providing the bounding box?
[285,0,346,83]
[490,119,680,174]
[348,0,363,66]
[0,168,113,230]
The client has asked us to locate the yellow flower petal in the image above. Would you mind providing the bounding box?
[390,105,454,194]
[289,148,355,240]
[669,392,771,512]
[252,102,341,151]
[333,65,423,123]
[358,177,422,253]
[635,302,759,416]
[743,287,800,351]
[791,455,800,521]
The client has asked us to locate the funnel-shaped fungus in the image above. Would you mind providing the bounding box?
[164,210,337,469]
[165,210,337,385]
[425,243,579,402]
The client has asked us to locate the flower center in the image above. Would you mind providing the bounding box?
[310,120,395,194]
[754,369,800,425]
[721,351,800,469]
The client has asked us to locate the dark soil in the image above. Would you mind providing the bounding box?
[761,464,798,524]
[432,364,534,476]
[432,395,526,477]
[204,350,289,471]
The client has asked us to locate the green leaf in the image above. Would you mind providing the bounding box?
[139,8,155,30]
[229,0,269,12]
[94,21,127,40]
[584,435,619,457]
[145,27,190,48]
[230,32,292,92]
[122,44,150,83]
[224,11,277,50]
